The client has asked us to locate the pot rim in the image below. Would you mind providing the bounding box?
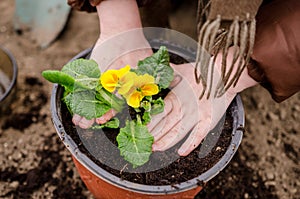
[50,47,244,195]
[0,46,18,103]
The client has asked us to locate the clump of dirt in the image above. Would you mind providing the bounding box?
[1,77,48,131]
[0,133,87,198]
[195,150,279,199]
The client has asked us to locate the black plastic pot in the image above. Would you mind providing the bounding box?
[0,46,18,116]
[51,40,245,198]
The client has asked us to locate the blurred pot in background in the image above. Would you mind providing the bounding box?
[0,46,18,116]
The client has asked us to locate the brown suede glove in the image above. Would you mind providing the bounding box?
[67,0,152,12]
[248,0,300,102]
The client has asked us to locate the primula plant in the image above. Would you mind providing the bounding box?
[42,46,174,168]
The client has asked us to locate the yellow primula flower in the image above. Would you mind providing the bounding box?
[127,91,143,108]
[100,65,131,92]
[101,65,159,108]
[117,72,137,95]
[125,74,159,108]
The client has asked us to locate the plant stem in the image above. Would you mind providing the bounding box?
[97,88,124,112]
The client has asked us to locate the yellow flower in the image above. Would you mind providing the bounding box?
[125,74,159,108]
[100,65,131,92]
[101,65,159,108]
[117,72,136,95]
[127,91,143,108]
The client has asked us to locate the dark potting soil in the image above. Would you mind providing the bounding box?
[61,102,233,186]
[59,51,233,186]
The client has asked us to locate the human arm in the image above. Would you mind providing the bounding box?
[71,0,153,128]
[248,0,300,102]
[150,0,300,156]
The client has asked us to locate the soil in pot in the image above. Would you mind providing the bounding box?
[59,51,234,186]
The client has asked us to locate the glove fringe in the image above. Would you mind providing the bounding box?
[195,13,256,99]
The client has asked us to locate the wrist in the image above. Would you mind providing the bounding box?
[214,46,258,96]
[96,0,142,38]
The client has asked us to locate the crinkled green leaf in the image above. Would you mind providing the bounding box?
[62,59,100,90]
[62,93,74,116]
[135,46,174,89]
[117,120,154,168]
[91,118,120,129]
[150,97,164,115]
[42,70,75,92]
[65,90,111,120]
[139,46,170,66]
[62,58,100,78]
[142,112,151,125]
[75,77,99,90]
[42,70,94,92]
[140,101,151,112]
[101,118,120,128]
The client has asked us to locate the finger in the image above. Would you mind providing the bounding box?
[78,117,95,129]
[96,109,117,124]
[177,118,211,156]
[72,114,82,126]
[147,75,182,132]
[152,119,182,151]
[168,74,182,89]
[146,95,172,132]
[150,92,182,141]
[151,113,202,152]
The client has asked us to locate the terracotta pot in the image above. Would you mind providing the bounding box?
[0,46,18,116]
[50,44,245,198]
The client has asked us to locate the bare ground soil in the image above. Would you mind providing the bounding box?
[0,1,299,198]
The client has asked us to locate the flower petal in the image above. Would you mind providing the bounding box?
[118,79,134,95]
[100,70,119,92]
[127,91,143,108]
[118,72,137,95]
[100,65,131,93]
[135,74,155,87]
[141,84,159,96]
[117,65,131,78]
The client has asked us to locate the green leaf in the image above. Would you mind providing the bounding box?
[140,101,151,112]
[62,93,74,115]
[102,118,120,128]
[91,118,120,129]
[117,120,154,168]
[142,112,151,125]
[150,97,164,115]
[42,70,75,91]
[62,59,100,90]
[135,46,174,89]
[65,90,111,120]
[62,58,100,78]
[139,46,170,66]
